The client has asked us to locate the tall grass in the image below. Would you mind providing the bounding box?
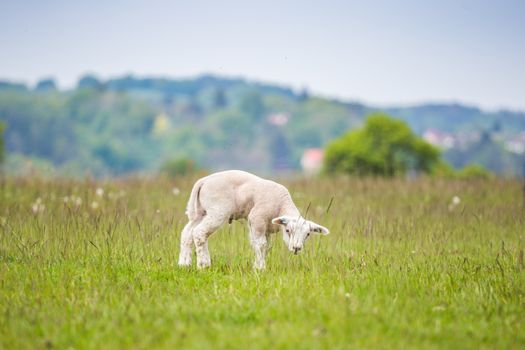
[0,175,524,349]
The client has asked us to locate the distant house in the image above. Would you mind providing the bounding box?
[422,129,456,149]
[454,131,481,148]
[266,112,289,126]
[505,132,525,154]
[301,148,324,175]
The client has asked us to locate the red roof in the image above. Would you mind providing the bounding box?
[303,148,324,162]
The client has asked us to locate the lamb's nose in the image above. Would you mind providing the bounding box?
[293,247,301,254]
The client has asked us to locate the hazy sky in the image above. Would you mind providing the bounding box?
[0,0,524,110]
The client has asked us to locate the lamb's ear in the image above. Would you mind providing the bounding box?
[309,221,330,235]
[272,216,291,226]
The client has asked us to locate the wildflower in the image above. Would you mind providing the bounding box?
[31,199,45,214]
[74,197,82,206]
[91,201,99,210]
[96,187,104,197]
[448,195,461,211]
[156,209,161,214]
[172,187,180,195]
[63,196,70,204]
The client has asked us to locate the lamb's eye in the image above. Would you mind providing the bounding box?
[286,229,290,233]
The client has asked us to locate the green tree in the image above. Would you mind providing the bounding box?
[77,74,103,90]
[324,113,440,176]
[268,126,292,170]
[213,88,227,109]
[35,78,57,92]
[240,91,265,121]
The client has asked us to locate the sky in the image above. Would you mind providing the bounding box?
[0,0,524,110]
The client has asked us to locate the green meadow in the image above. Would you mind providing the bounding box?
[1,176,524,349]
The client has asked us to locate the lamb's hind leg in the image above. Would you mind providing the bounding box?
[249,217,268,270]
[192,214,227,268]
[178,220,198,267]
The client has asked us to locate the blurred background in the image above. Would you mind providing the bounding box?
[0,0,524,178]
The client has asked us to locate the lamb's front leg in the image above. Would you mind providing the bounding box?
[249,220,268,270]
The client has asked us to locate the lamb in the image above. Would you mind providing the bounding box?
[177,170,330,269]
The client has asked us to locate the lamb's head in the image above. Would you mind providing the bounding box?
[271,216,329,254]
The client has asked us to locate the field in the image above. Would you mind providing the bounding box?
[1,175,524,349]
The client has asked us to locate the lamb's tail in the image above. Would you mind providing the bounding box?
[186,178,205,221]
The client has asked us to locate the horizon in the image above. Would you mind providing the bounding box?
[2,71,524,114]
[1,1,524,111]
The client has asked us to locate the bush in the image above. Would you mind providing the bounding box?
[324,113,440,176]
[160,157,200,177]
[456,164,492,179]
[430,161,456,178]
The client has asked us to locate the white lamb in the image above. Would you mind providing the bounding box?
[177,170,330,269]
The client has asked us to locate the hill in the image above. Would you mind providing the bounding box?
[0,74,524,176]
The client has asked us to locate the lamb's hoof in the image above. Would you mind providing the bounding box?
[178,256,192,267]
[253,263,266,270]
[196,259,211,269]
